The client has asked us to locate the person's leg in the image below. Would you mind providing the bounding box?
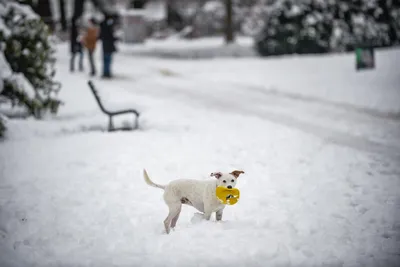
[102,52,107,77]
[70,53,75,72]
[103,53,111,77]
[102,53,106,76]
[88,51,96,76]
[79,50,84,71]
[108,52,113,77]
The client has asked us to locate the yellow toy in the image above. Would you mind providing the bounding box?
[216,186,240,205]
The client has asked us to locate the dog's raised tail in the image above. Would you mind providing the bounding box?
[143,169,165,190]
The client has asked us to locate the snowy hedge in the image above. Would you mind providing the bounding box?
[0,0,62,120]
[163,0,259,38]
[254,0,399,56]
[0,113,6,138]
[392,0,400,41]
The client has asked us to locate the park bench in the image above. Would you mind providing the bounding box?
[87,80,140,132]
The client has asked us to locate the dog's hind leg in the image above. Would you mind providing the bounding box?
[164,203,181,234]
[170,206,182,229]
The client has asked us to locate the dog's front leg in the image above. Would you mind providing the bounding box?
[203,211,212,220]
[216,209,223,221]
[203,205,213,220]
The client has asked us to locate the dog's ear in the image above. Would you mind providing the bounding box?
[230,170,244,178]
[210,172,222,179]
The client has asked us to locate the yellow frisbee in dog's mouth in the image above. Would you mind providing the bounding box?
[216,186,240,205]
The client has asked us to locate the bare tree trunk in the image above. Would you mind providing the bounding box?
[225,0,234,44]
[36,0,54,31]
[59,0,67,32]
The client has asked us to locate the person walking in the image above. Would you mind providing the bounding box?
[70,20,84,72]
[99,14,117,78]
[82,18,99,76]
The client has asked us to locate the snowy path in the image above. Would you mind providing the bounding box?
[116,47,400,158]
[127,74,400,158]
[0,43,399,267]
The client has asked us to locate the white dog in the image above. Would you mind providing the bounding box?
[143,169,244,234]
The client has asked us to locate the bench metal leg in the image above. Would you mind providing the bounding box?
[133,115,139,130]
[108,115,114,132]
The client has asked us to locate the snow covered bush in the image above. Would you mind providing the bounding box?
[173,0,255,38]
[390,0,400,44]
[241,3,275,37]
[255,0,397,57]
[255,1,331,56]
[192,1,228,36]
[330,0,400,50]
[0,0,62,119]
[0,113,6,139]
[255,0,330,56]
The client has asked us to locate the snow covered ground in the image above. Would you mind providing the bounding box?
[0,38,400,267]
[124,36,257,58]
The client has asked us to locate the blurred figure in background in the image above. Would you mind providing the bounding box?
[70,19,84,72]
[99,14,117,79]
[82,17,99,76]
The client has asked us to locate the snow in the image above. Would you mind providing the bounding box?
[203,1,224,13]
[4,2,39,21]
[0,1,11,38]
[125,36,257,58]
[0,19,10,38]
[306,14,317,25]
[125,37,400,115]
[287,4,302,17]
[0,52,11,94]
[0,39,400,267]
[119,1,166,21]
[0,52,12,79]
[0,50,36,99]
[7,73,37,99]
[143,0,166,21]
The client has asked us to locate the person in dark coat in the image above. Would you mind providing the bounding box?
[99,15,117,78]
